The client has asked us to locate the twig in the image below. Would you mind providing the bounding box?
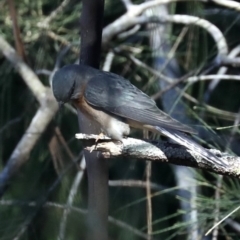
[205,205,240,236]
[217,55,240,67]
[102,51,115,72]
[146,161,152,240]
[117,25,141,39]
[58,156,86,240]
[143,130,152,240]
[109,180,166,191]
[36,69,52,75]
[212,175,223,240]
[108,216,149,239]
[7,0,27,61]
[128,54,173,84]
[46,31,79,54]
[187,74,240,83]
[38,0,71,28]
[151,71,194,100]
[211,0,240,11]
[205,44,240,102]
[55,127,75,160]
[159,26,188,73]
[134,15,228,56]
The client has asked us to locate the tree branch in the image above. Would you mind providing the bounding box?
[7,0,27,62]
[102,0,228,57]
[0,35,58,196]
[211,0,240,11]
[75,134,240,178]
[0,36,46,103]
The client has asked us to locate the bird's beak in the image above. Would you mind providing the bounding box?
[58,101,65,110]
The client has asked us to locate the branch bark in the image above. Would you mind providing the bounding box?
[76,134,240,178]
[0,35,58,196]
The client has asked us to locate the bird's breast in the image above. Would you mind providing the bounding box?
[73,96,130,140]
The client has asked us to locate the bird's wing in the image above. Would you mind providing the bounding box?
[84,71,195,134]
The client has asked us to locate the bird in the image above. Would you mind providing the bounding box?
[52,64,227,167]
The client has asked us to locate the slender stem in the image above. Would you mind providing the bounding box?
[146,161,152,240]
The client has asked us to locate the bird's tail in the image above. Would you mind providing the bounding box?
[155,126,228,167]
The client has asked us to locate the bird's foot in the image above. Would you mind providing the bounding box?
[95,132,105,143]
[89,145,96,153]
[89,133,105,153]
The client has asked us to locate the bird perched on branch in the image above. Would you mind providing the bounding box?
[52,64,226,167]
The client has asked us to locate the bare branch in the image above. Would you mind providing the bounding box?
[0,35,58,196]
[7,0,27,61]
[109,180,165,191]
[104,14,227,58]
[0,36,46,103]
[102,51,115,71]
[146,161,152,240]
[211,0,240,11]
[75,134,240,178]
[140,15,228,56]
[217,55,240,67]
[108,216,149,239]
[138,0,206,13]
[105,0,207,41]
[187,74,240,83]
[128,54,173,84]
[205,45,240,101]
[0,102,58,195]
[102,0,227,58]
[212,175,223,240]
[117,24,141,39]
[38,0,71,28]
[58,156,86,240]
[205,205,240,236]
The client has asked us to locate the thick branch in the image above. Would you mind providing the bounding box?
[0,101,58,195]
[102,0,208,45]
[102,0,228,57]
[0,36,58,196]
[76,134,240,178]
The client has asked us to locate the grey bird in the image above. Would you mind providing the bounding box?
[52,64,226,167]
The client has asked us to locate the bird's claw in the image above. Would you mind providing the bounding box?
[89,133,105,152]
[95,132,105,143]
[89,145,96,153]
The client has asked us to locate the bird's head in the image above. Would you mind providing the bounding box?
[52,64,86,105]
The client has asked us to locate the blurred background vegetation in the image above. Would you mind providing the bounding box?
[1,0,240,239]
